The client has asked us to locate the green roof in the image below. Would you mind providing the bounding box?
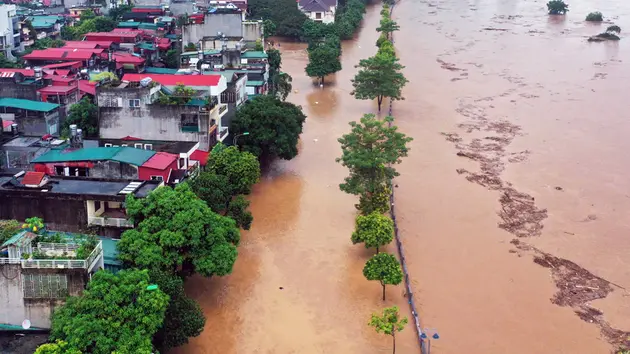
[29,15,63,29]
[117,21,140,28]
[136,42,156,50]
[145,67,179,74]
[240,51,268,59]
[139,23,158,30]
[0,98,58,112]
[246,80,265,86]
[181,50,221,58]
[32,147,155,166]
[1,230,29,248]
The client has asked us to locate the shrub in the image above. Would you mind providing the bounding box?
[547,0,569,15]
[585,12,603,22]
[607,25,621,34]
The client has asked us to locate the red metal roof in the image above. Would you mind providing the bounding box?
[113,52,145,64]
[2,119,13,129]
[38,85,77,94]
[122,73,222,87]
[24,49,101,61]
[42,61,83,69]
[0,68,35,76]
[86,31,141,39]
[190,149,209,166]
[141,152,177,170]
[21,172,46,186]
[78,80,96,95]
[121,136,142,141]
[63,41,98,49]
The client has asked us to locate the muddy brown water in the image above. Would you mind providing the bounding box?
[173,0,630,353]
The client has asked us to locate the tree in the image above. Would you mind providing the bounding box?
[248,0,308,39]
[0,54,19,68]
[189,172,232,213]
[547,0,569,15]
[226,195,254,230]
[208,143,261,195]
[254,38,264,51]
[49,269,169,354]
[109,5,133,21]
[302,20,337,44]
[585,11,603,21]
[336,115,412,214]
[164,49,180,68]
[231,95,307,160]
[351,53,408,111]
[32,37,65,50]
[305,40,342,85]
[149,270,205,351]
[184,42,198,52]
[336,0,366,39]
[263,19,276,38]
[156,84,195,105]
[376,18,400,38]
[377,40,396,58]
[369,306,408,354]
[34,340,82,354]
[267,49,292,100]
[80,9,96,21]
[117,183,240,277]
[0,219,21,246]
[93,17,116,32]
[363,252,403,301]
[63,97,99,138]
[351,212,394,253]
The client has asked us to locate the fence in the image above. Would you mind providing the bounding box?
[388,2,428,353]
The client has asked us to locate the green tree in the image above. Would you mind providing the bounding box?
[149,270,205,351]
[351,212,394,253]
[336,0,366,39]
[363,252,403,301]
[62,97,99,138]
[248,0,308,38]
[585,11,603,21]
[357,184,391,215]
[263,19,277,38]
[376,17,400,38]
[273,72,293,101]
[231,95,307,160]
[254,38,264,51]
[305,40,342,85]
[351,53,408,111]
[49,269,169,354]
[118,183,240,277]
[93,17,116,32]
[336,115,412,214]
[189,172,232,213]
[302,20,337,44]
[547,0,569,15]
[80,9,96,21]
[184,42,197,52]
[109,5,133,21]
[164,49,180,68]
[157,84,195,105]
[0,54,20,68]
[208,143,261,195]
[377,40,396,58]
[226,195,254,230]
[0,219,21,245]
[32,37,65,50]
[368,306,408,354]
[34,340,81,354]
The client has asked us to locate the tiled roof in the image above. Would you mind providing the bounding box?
[123,73,222,87]
[32,147,156,166]
[144,67,178,74]
[0,98,59,112]
[21,171,46,186]
[85,31,141,39]
[141,152,177,170]
[299,0,336,11]
[42,61,82,69]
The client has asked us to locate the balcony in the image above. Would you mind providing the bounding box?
[88,216,133,228]
[218,104,228,117]
[218,127,229,142]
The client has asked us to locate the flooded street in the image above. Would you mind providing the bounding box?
[174,0,630,353]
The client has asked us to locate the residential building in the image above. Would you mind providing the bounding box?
[0,98,61,136]
[0,4,21,57]
[22,48,104,68]
[97,77,228,151]
[27,15,65,40]
[92,137,202,170]
[84,31,142,51]
[0,171,163,236]
[0,69,44,101]
[0,134,67,172]
[68,5,102,20]
[182,4,261,50]
[0,229,106,329]
[298,0,338,24]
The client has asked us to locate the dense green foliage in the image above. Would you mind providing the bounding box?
[156,84,195,105]
[585,11,603,21]
[34,340,81,354]
[336,0,367,40]
[267,48,293,100]
[31,38,65,50]
[376,17,400,38]
[231,95,307,160]
[118,183,240,277]
[226,195,254,230]
[0,54,20,68]
[351,213,394,253]
[302,20,338,44]
[369,306,408,354]
[208,144,261,195]
[49,269,169,354]
[248,0,308,38]
[62,97,99,138]
[351,52,408,111]
[0,219,21,245]
[547,0,569,15]
[184,42,198,52]
[189,172,232,213]
[305,35,342,84]
[336,115,412,214]
[263,19,277,38]
[164,49,180,68]
[108,5,133,21]
[363,252,403,301]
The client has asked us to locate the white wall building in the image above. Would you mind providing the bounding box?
[0,5,20,59]
[298,0,337,24]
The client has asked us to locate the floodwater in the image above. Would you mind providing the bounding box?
[173,0,630,353]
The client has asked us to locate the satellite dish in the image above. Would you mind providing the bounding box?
[22,319,31,329]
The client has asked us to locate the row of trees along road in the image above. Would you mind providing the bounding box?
[337,3,410,354]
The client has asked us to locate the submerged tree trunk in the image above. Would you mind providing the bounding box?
[320,76,325,85]
[381,281,386,301]
[376,246,379,254]
[392,332,396,354]
[377,96,383,111]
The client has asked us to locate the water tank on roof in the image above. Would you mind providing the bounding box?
[140,77,153,87]
[34,67,42,79]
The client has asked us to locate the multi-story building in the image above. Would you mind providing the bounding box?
[298,0,338,24]
[0,4,21,58]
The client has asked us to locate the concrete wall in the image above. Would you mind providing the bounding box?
[0,81,38,101]
[0,266,85,328]
[242,21,262,43]
[182,13,243,44]
[91,160,139,179]
[16,112,61,136]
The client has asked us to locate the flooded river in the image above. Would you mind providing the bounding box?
[174,0,630,353]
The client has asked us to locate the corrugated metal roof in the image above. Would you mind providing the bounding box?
[32,147,155,166]
[123,73,222,87]
[0,98,59,112]
[240,51,268,59]
[145,67,179,74]
[141,152,177,170]
[21,171,46,186]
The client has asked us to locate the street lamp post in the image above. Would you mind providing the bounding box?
[233,132,250,146]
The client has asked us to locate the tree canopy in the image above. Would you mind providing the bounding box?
[305,36,342,84]
[368,306,408,354]
[351,212,394,253]
[117,183,240,277]
[351,52,408,111]
[63,97,99,138]
[189,172,232,213]
[248,0,308,38]
[208,143,261,195]
[34,340,82,354]
[363,252,404,301]
[108,5,133,21]
[337,114,412,214]
[49,269,169,354]
[376,17,400,38]
[231,95,307,160]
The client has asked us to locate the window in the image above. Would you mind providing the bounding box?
[122,144,128,147]
[179,157,186,169]
[144,144,153,150]
[54,166,64,176]
[181,113,199,132]
[315,12,322,19]
[151,175,164,181]
[104,143,113,147]
[23,274,68,299]
[128,99,140,108]
[134,143,143,149]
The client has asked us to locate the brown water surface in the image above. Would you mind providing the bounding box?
[174,0,630,353]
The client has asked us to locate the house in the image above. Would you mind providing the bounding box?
[0,134,67,172]
[22,48,104,67]
[68,5,102,20]
[0,98,61,136]
[0,171,163,236]
[113,52,146,73]
[97,77,229,151]
[28,15,65,39]
[84,31,142,51]
[0,4,21,57]
[298,0,337,24]
[63,40,115,50]
[182,4,258,51]
[0,228,107,329]
[0,69,45,101]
